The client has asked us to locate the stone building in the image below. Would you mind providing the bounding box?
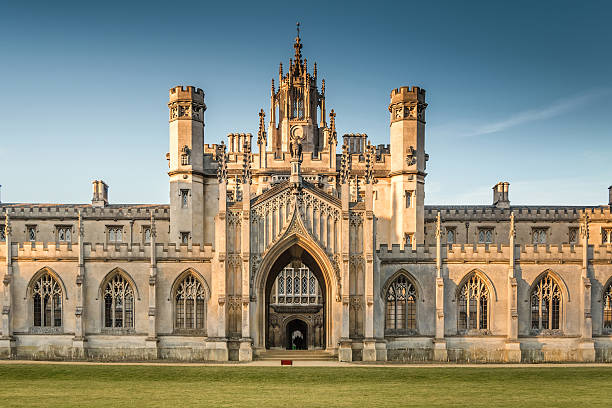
[1,34,612,362]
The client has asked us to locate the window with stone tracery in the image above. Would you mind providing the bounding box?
[32,271,62,328]
[530,273,561,333]
[446,228,456,244]
[103,273,134,330]
[458,274,489,333]
[604,282,612,333]
[477,228,493,244]
[0,226,5,242]
[56,226,72,243]
[532,228,548,244]
[603,228,612,244]
[385,274,417,335]
[107,226,123,243]
[175,273,206,332]
[273,264,321,305]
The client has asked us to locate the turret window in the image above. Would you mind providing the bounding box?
[180,145,191,165]
[180,189,189,208]
[180,232,190,244]
[405,191,413,208]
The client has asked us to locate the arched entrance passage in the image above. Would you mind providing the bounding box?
[254,234,336,351]
[286,319,308,350]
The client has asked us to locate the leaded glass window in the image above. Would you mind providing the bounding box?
[309,276,316,295]
[603,228,612,244]
[57,226,72,243]
[103,273,134,329]
[447,228,455,244]
[385,275,417,334]
[0,226,5,242]
[568,227,578,244]
[478,228,493,244]
[530,273,561,333]
[144,227,151,243]
[532,228,547,244]
[175,274,206,331]
[32,271,62,327]
[604,282,612,332]
[278,276,284,294]
[28,226,36,242]
[108,227,123,243]
[458,274,489,333]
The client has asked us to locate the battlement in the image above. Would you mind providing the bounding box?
[424,206,587,222]
[390,86,426,103]
[169,85,204,103]
[2,241,213,261]
[0,204,169,220]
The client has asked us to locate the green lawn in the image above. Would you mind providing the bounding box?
[0,364,610,407]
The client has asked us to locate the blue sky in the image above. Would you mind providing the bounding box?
[1,0,610,205]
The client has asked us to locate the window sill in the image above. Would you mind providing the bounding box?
[173,329,207,336]
[28,327,64,334]
[101,328,136,335]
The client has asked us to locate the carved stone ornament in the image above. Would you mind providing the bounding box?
[406,145,416,166]
[364,142,375,184]
[217,142,228,183]
[340,142,351,184]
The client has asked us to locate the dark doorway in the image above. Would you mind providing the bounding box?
[286,319,308,350]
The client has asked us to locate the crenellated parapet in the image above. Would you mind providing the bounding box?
[389,86,427,124]
[168,86,206,123]
[1,204,169,220]
[2,241,213,262]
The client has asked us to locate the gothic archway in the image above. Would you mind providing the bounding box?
[254,233,337,351]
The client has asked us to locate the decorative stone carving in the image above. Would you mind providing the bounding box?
[340,142,351,184]
[406,145,416,166]
[217,142,227,183]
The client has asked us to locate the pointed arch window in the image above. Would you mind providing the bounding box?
[103,273,135,330]
[385,274,417,334]
[32,271,62,328]
[530,273,561,333]
[175,273,206,332]
[458,274,490,333]
[604,282,612,333]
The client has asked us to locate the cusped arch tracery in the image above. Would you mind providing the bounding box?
[456,270,494,334]
[529,270,565,334]
[602,276,612,333]
[25,267,68,300]
[99,268,138,330]
[383,271,419,335]
[171,269,209,332]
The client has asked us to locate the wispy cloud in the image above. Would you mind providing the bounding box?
[432,88,611,139]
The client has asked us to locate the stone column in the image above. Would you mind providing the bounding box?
[72,212,86,358]
[579,215,595,362]
[505,212,521,362]
[0,214,14,357]
[338,180,352,362]
[239,174,253,361]
[433,212,447,361]
[145,213,159,359]
[362,181,376,361]
[213,147,229,361]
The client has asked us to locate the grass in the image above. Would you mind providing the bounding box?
[0,364,611,407]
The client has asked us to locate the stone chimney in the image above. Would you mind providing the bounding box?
[492,181,510,209]
[92,180,108,207]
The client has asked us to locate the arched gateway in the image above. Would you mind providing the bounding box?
[253,234,338,352]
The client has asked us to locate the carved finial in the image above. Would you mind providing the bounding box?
[364,141,375,184]
[321,79,325,95]
[217,142,227,183]
[329,109,337,146]
[78,210,84,238]
[435,211,442,238]
[296,22,300,39]
[4,213,11,238]
[580,214,590,240]
[242,139,252,185]
[150,212,157,238]
[340,141,351,184]
[271,78,275,93]
[314,62,317,78]
[258,109,266,146]
[509,211,516,240]
[279,62,283,77]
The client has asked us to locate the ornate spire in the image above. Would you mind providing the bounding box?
[217,142,227,183]
[509,211,516,240]
[328,109,337,147]
[242,139,252,184]
[364,141,375,184]
[340,141,351,184]
[257,109,266,146]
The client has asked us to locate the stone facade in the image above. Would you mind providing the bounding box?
[1,34,612,363]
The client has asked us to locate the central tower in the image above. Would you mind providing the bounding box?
[268,33,325,155]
